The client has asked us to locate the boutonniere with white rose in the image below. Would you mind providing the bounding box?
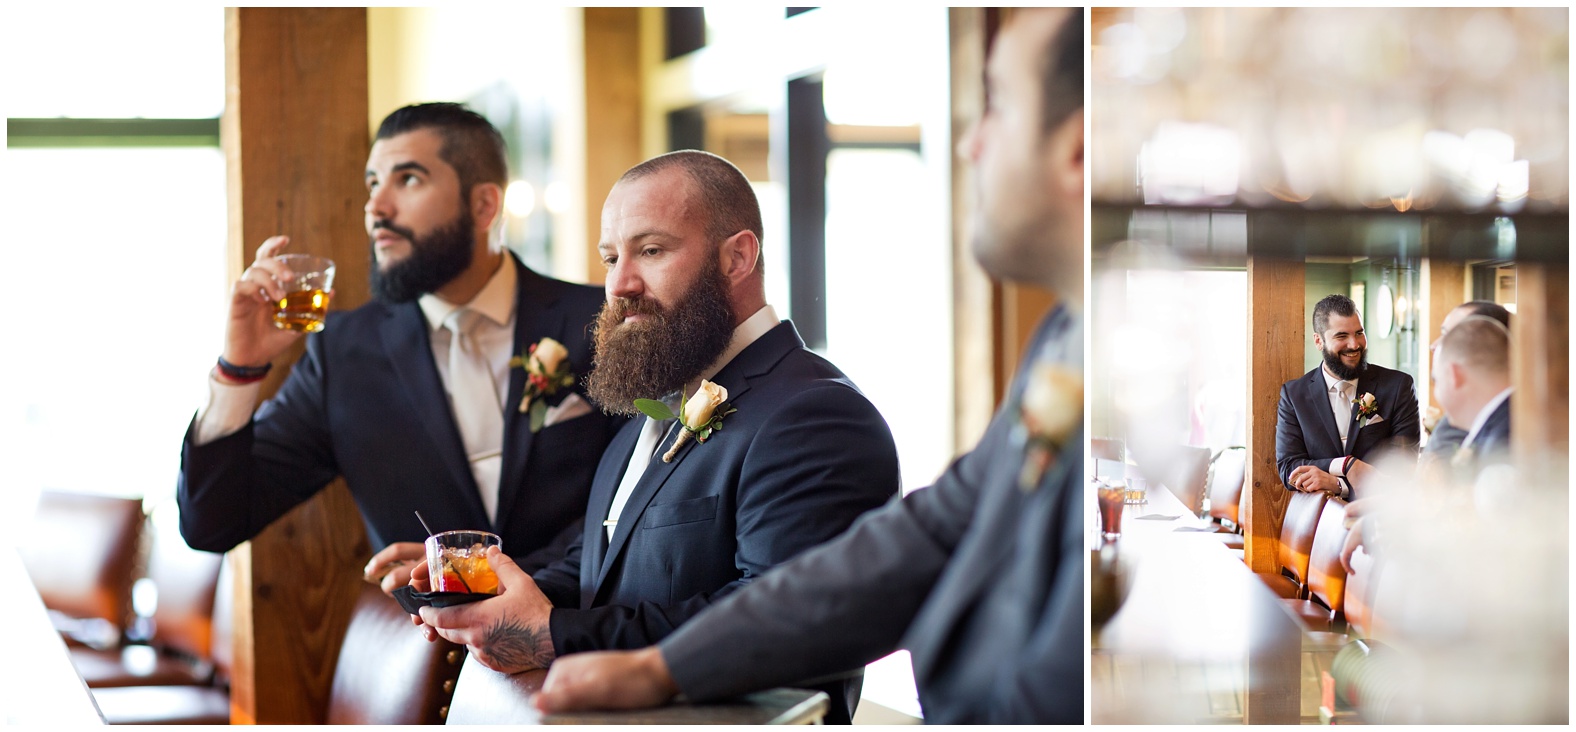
[1353,391,1379,429]
[509,337,576,433]
[1016,364,1083,492]
[633,380,738,463]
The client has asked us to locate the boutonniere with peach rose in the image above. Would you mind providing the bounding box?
[634,380,737,463]
[1015,364,1083,492]
[509,337,576,432]
[1353,391,1379,429]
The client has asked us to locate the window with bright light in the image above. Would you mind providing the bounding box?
[1,7,225,517]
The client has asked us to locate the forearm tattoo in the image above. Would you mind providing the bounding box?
[480,617,556,670]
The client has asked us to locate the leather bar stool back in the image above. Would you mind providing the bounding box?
[326,582,465,724]
[1257,490,1327,599]
[1343,546,1379,638]
[20,490,144,647]
[71,507,224,688]
[1284,498,1351,631]
[1167,445,1213,516]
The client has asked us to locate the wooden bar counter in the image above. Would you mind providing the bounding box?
[1,544,105,725]
[1091,480,1306,724]
[446,654,828,725]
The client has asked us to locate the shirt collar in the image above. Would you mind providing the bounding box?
[1461,386,1514,448]
[1321,364,1356,395]
[684,304,779,398]
[417,251,518,331]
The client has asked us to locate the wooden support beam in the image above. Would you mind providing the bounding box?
[1512,262,1568,482]
[582,8,642,285]
[1421,259,1466,412]
[224,7,370,723]
[1244,258,1305,573]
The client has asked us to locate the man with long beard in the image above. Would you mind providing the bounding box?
[1277,293,1421,499]
[420,8,1087,724]
[178,103,624,587]
[412,150,900,725]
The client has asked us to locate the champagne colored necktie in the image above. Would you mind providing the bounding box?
[445,308,504,524]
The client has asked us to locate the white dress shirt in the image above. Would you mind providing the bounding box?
[1321,366,1357,476]
[603,304,780,541]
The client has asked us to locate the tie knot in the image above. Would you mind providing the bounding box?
[445,307,480,337]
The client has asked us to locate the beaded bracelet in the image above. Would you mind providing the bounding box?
[217,356,272,384]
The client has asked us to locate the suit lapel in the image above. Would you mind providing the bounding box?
[589,322,794,597]
[494,262,567,529]
[379,303,488,521]
[578,419,643,605]
[592,419,695,593]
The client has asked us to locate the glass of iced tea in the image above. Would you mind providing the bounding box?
[1097,482,1125,541]
[272,253,335,333]
[424,530,502,595]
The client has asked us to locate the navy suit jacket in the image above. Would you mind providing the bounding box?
[532,321,899,723]
[1275,362,1420,491]
[1464,397,1512,470]
[659,307,1084,724]
[177,257,626,572]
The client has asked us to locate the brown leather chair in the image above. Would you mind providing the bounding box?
[1256,490,1327,599]
[1283,498,1351,631]
[1091,438,1125,482]
[91,561,233,724]
[1204,446,1247,550]
[20,491,145,649]
[1343,546,1380,639]
[1165,445,1212,516]
[71,508,224,688]
[326,581,466,724]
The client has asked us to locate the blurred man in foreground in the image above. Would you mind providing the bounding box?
[524,8,1085,724]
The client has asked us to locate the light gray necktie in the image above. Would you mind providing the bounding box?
[605,412,675,542]
[1335,382,1353,446]
[444,308,504,524]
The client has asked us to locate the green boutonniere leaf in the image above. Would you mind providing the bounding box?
[634,398,676,422]
[529,400,548,433]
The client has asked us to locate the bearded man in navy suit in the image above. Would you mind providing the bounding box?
[1276,294,1421,499]
[412,150,900,724]
[178,104,624,589]
[481,8,1088,724]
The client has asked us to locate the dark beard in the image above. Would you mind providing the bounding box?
[369,208,475,304]
[1322,344,1368,380]
[585,257,737,417]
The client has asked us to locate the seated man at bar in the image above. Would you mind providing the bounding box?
[502,7,1085,724]
[413,150,900,725]
[178,103,624,587]
[1341,313,1516,572]
[1420,300,1512,464]
[1430,315,1514,472]
[1277,293,1421,500]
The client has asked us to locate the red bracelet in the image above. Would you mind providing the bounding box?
[1341,455,1355,475]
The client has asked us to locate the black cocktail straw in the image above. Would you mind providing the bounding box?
[415,510,435,537]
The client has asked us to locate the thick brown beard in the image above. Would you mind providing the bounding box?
[585,256,737,416]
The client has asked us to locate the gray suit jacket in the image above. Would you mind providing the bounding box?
[659,307,1083,723]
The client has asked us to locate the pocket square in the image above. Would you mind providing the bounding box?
[1363,414,1386,427]
[543,393,593,427]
